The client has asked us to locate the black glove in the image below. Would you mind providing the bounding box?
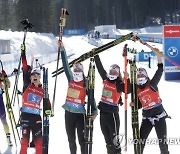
[118,97,123,106]
[16,90,22,95]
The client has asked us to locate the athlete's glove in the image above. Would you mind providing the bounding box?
[21,44,26,52]
[1,70,7,77]
[1,71,10,88]
[16,90,22,95]
[45,110,52,116]
[118,97,123,106]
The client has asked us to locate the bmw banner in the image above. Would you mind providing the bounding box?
[163,25,180,80]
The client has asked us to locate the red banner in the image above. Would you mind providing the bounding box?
[163,25,180,38]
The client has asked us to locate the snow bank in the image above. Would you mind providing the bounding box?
[95,25,162,39]
[0,30,74,75]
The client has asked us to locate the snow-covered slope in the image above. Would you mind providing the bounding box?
[0,30,74,76]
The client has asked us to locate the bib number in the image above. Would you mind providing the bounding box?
[141,95,151,105]
[27,93,41,104]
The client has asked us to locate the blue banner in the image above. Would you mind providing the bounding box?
[138,51,155,62]
[64,29,86,35]
[163,25,180,80]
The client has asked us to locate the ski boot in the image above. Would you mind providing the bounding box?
[106,144,122,154]
[6,133,13,146]
[106,144,114,154]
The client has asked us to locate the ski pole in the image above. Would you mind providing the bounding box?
[43,67,50,154]
[132,35,180,68]
[11,69,21,117]
[122,44,128,152]
[36,59,38,68]
[51,8,69,116]
[10,19,33,107]
[11,70,21,118]
[85,58,95,154]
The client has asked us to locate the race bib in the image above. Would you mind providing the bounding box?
[67,88,80,99]
[102,89,112,98]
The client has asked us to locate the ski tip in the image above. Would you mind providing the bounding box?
[62,8,70,15]
[65,10,70,15]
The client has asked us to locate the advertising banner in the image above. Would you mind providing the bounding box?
[163,25,180,80]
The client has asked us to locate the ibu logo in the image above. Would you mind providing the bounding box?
[167,47,178,57]
[113,134,125,149]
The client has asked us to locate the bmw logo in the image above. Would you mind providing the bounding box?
[167,47,178,57]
